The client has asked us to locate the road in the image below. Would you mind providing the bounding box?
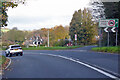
[2,46,120,79]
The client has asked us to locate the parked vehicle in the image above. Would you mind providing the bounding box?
[5,45,23,57]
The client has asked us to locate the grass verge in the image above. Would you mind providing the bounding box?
[0,56,10,70]
[92,46,120,53]
[0,56,6,65]
[22,46,83,50]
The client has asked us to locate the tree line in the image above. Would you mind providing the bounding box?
[2,25,69,47]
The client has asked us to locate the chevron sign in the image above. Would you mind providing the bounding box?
[104,27,118,32]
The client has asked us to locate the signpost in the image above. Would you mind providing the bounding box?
[75,34,77,45]
[111,27,116,33]
[99,19,118,27]
[99,19,119,47]
[75,34,77,41]
[104,27,108,32]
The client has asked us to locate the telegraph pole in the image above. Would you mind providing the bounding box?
[48,29,49,47]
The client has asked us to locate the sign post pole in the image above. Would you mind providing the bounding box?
[75,34,77,46]
[116,31,117,46]
[48,29,49,47]
[107,32,109,47]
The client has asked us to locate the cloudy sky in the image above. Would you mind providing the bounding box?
[7,0,91,30]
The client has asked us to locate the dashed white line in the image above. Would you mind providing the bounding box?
[40,53,119,79]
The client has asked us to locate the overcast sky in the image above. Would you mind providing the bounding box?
[7,0,91,30]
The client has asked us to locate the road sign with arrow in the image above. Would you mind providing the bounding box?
[99,19,119,47]
[111,27,116,32]
[104,27,118,33]
[104,27,108,32]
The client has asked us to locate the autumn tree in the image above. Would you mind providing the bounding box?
[7,30,25,42]
[26,25,69,46]
[49,25,69,46]
[69,8,98,45]
[69,10,82,45]
[0,0,25,27]
[0,0,25,47]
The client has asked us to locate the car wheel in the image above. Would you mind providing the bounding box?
[16,54,18,56]
[20,53,23,56]
[6,54,9,57]
[9,53,12,57]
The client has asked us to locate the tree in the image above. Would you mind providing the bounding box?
[69,8,98,45]
[3,29,26,44]
[54,25,68,41]
[23,25,69,46]
[50,25,69,46]
[103,2,120,46]
[90,0,105,22]
[0,0,25,47]
[82,8,98,45]
[0,0,25,27]
[12,27,18,30]
[69,10,82,45]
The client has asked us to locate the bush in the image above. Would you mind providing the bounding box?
[53,39,69,47]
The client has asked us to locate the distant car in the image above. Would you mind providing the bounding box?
[5,45,23,57]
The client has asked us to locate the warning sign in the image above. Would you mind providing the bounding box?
[75,34,77,41]
[108,20,115,26]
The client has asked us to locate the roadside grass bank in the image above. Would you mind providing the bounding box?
[92,46,120,53]
[22,46,83,50]
[0,56,10,70]
[0,56,6,65]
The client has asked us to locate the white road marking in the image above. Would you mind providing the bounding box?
[40,53,119,79]
[5,57,12,70]
[67,50,87,52]
[0,71,1,75]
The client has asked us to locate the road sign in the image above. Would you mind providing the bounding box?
[99,19,119,27]
[75,34,77,41]
[111,27,116,32]
[104,27,108,32]
[104,27,118,32]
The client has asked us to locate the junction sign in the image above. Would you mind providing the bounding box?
[99,19,119,47]
[99,19,118,27]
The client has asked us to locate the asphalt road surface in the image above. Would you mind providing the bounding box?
[2,46,120,79]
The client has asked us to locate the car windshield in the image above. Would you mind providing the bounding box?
[11,46,21,48]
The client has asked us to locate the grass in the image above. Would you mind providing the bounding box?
[92,46,120,53]
[22,46,83,50]
[0,56,6,65]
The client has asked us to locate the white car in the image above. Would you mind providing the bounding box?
[5,45,23,57]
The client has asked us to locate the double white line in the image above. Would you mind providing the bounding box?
[40,53,119,79]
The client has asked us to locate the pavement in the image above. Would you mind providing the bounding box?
[1,46,120,78]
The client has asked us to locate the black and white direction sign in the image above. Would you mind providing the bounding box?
[104,27,117,32]
[104,27,108,32]
[111,27,116,32]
